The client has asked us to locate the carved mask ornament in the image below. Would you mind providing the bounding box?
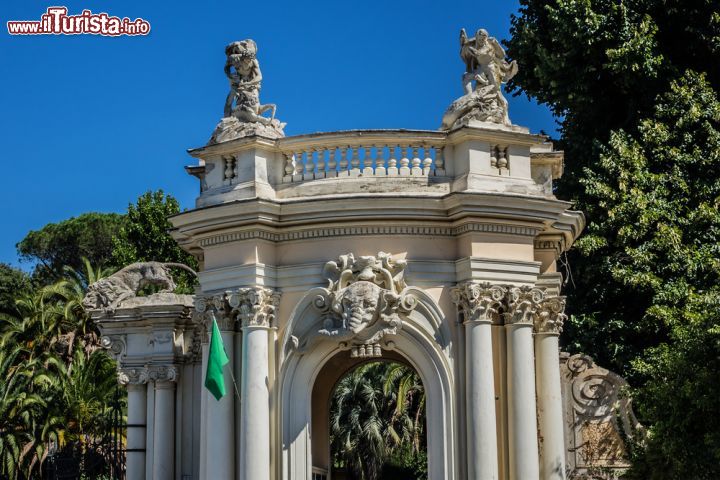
[314,252,417,356]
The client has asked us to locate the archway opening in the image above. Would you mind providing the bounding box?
[310,352,427,480]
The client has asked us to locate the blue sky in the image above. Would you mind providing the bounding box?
[0,1,558,268]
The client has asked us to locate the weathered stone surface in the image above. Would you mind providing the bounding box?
[208,116,285,144]
[82,262,196,312]
[209,39,285,145]
[441,28,518,130]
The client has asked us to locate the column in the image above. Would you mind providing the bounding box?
[451,283,502,480]
[149,366,178,480]
[196,295,236,479]
[535,297,568,480]
[119,368,148,480]
[505,287,541,480]
[233,288,280,480]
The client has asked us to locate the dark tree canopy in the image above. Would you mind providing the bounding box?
[507,1,720,477]
[0,263,31,315]
[16,212,125,283]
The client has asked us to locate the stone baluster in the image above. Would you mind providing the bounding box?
[505,287,542,480]
[327,147,337,177]
[350,146,361,176]
[316,148,326,179]
[339,146,350,176]
[303,150,314,180]
[388,146,399,175]
[434,146,446,176]
[293,151,304,182]
[497,147,509,174]
[535,296,568,480]
[362,146,374,175]
[423,146,434,175]
[399,146,410,176]
[283,153,295,183]
[451,283,503,480]
[410,146,422,175]
[375,145,386,176]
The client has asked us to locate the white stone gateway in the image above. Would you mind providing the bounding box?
[88,30,643,480]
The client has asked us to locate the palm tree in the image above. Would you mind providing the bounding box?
[330,361,427,480]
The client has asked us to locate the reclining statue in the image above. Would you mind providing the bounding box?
[83,262,196,312]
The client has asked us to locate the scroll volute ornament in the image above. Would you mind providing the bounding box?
[450,282,506,324]
[535,295,567,334]
[505,286,545,325]
[314,252,418,349]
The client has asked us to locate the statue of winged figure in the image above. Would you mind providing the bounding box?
[441,28,518,129]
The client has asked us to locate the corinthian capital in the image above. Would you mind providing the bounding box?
[228,287,281,328]
[504,286,545,326]
[147,365,180,383]
[450,282,506,324]
[534,296,567,334]
[194,293,235,330]
[118,367,149,385]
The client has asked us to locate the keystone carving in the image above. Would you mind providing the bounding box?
[314,252,418,353]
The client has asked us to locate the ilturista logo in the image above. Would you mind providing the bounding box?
[7,7,151,36]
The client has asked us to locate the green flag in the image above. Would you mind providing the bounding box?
[204,313,229,400]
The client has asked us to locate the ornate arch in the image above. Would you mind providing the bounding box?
[277,252,456,480]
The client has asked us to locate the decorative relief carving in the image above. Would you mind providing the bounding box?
[561,353,646,475]
[117,367,148,385]
[505,286,545,325]
[450,283,566,333]
[450,282,506,324]
[535,296,567,335]
[147,365,180,383]
[229,287,281,328]
[313,252,418,355]
[100,335,126,359]
[194,288,281,331]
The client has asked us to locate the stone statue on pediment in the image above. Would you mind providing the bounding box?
[441,28,518,130]
[209,39,286,144]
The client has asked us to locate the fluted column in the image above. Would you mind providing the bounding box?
[535,296,567,480]
[232,288,280,480]
[148,366,179,480]
[195,295,236,479]
[119,368,148,480]
[451,282,503,480]
[505,287,542,480]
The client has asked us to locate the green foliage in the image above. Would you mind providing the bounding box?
[0,263,123,479]
[577,73,720,478]
[111,190,197,292]
[330,362,426,480]
[16,213,125,284]
[507,0,720,373]
[0,264,30,316]
[507,1,720,477]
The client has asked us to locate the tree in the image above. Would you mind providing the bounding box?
[577,73,720,479]
[330,362,426,480]
[16,213,125,284]
[0,264,30,316]
[506,2,720,476]
[111,190,197,292]
[505,0,720,373]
